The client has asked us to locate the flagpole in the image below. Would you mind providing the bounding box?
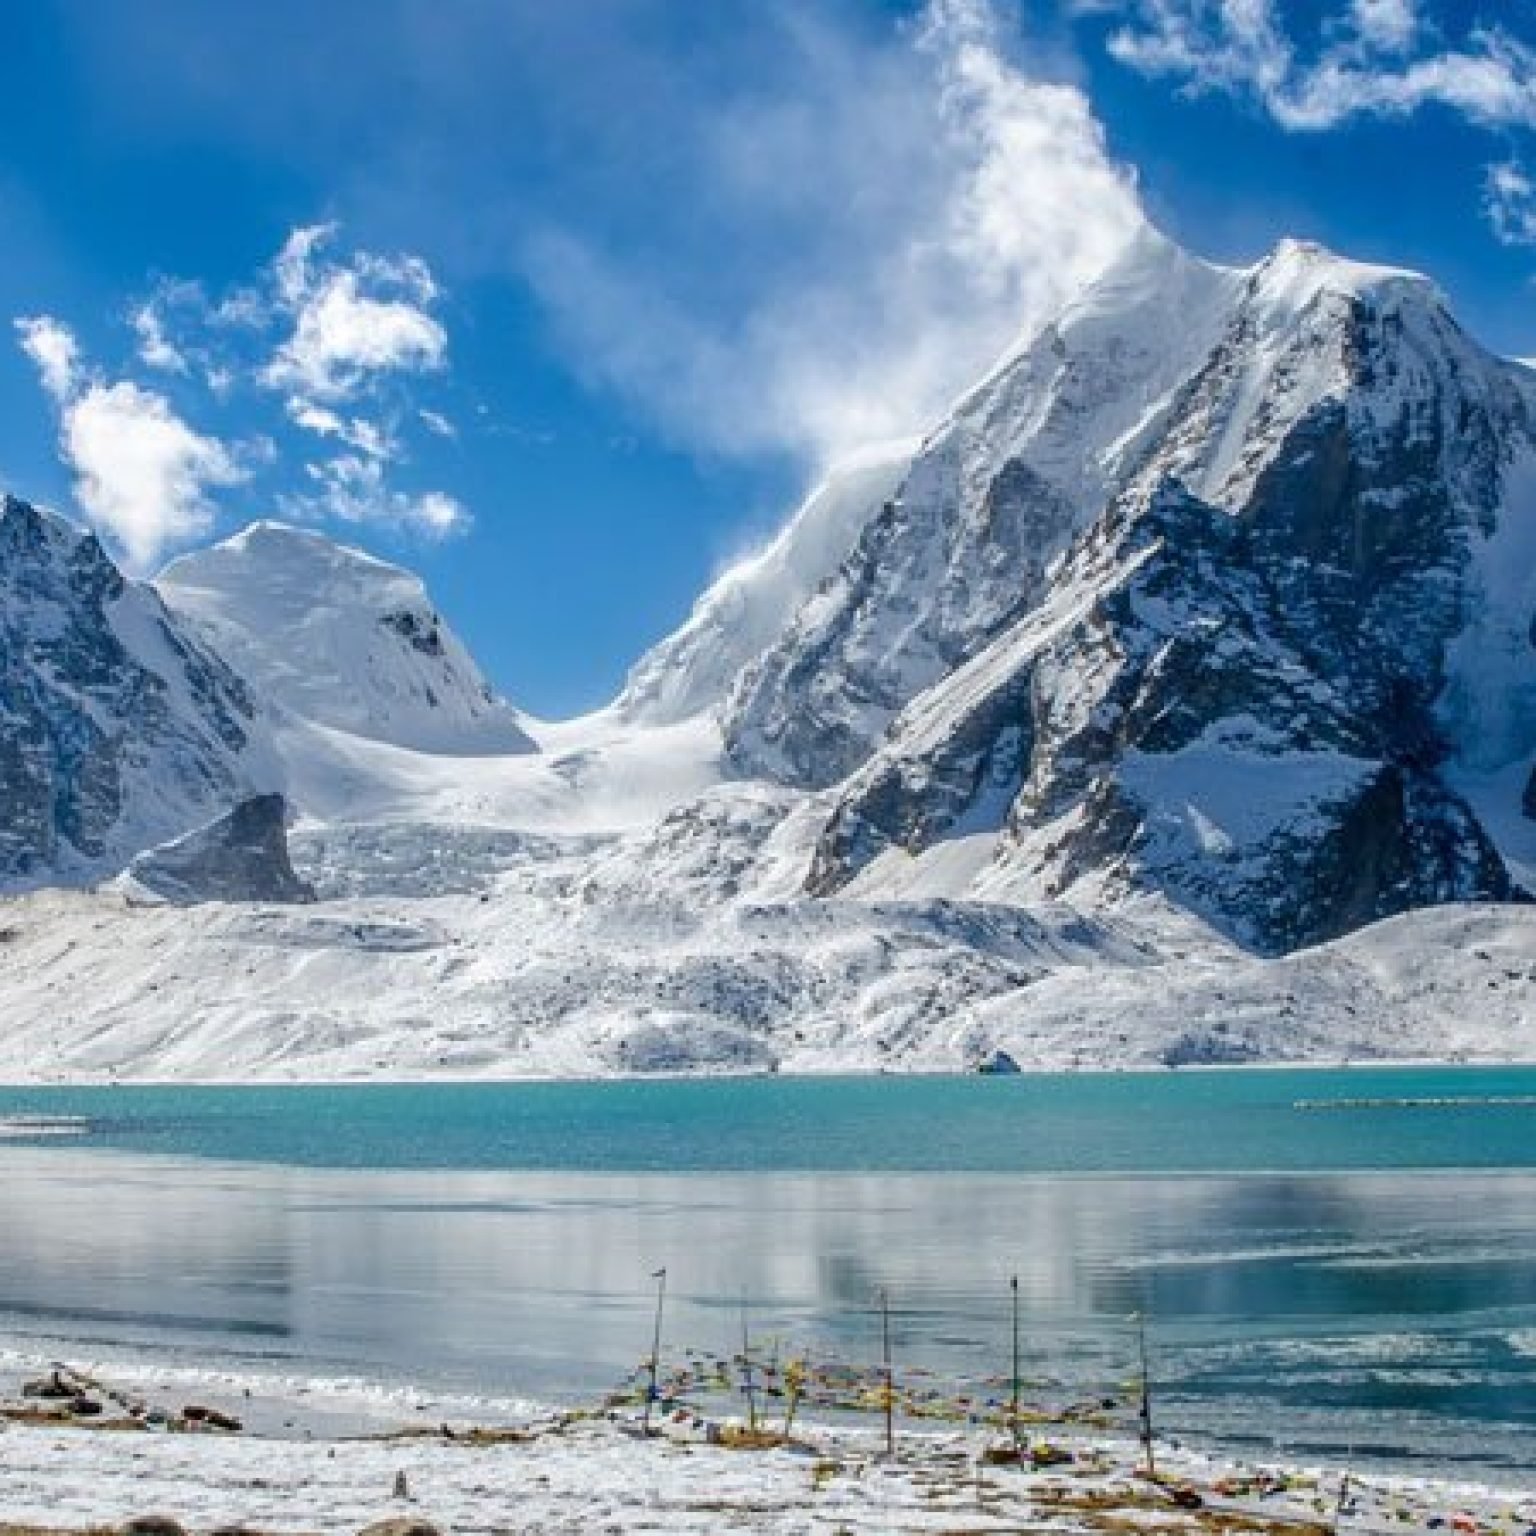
[879,1286,895,1458]
[740,1289,758,1431]
[1009,1274,1021,1450]
[643,1267,667,1433]
[1136,1311,1155,1478]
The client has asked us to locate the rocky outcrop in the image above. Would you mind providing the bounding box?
[121,794,314,906]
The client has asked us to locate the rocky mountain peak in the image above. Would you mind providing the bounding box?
[0,495,267,885]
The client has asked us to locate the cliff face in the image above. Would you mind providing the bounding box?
[121,793,315,907]
[0,495,266,886]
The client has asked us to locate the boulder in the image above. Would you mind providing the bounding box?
[121,794,314,907]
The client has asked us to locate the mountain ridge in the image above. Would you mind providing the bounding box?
[2,225,1534,1077]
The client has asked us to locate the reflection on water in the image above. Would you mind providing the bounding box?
[0,1149,1532,1483]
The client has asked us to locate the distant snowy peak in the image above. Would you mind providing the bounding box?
[158,521,535,756]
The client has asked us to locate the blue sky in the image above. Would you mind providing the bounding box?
[1,0,1535,716]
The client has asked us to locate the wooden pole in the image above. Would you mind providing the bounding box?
[643,1267,667,1433]
[740,1291,758,1431]
[879,1286,895,1458]
[1009,1274,1022,1449]
[1136,1312,1155,1478]
[1333,1448,1353,1534]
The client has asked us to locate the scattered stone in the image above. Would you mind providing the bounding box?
[119,1517,188,1536]
[69,1396,104,1417]
[181,1404,243,1432]
[22,1372,75,1400]
[358,1521,443,1536]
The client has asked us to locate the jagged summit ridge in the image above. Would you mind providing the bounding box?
[713,232,1522,797]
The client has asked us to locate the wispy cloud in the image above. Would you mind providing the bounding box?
[264,223,447,400]
[1486,160,1536,246]
[286,453,465,535]
[1094,2,1536,251]
[1101,2,1536,131]
[16,315,245,569]
[523,0,1144,467]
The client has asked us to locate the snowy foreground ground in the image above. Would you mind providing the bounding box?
[0,1353,1531,1535]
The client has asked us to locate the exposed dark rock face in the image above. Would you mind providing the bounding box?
[122,793,315,906]
[0,496,260,884]
[381,607,445,657]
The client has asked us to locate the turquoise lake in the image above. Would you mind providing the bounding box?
[2,1064,1536,1170]
[0,1066,1532,1484]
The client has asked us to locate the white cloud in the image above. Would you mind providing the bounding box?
[523,0,1144,467]
[131,301,188,374]
[43,226,468,546]
[265,224,447,401]
[285,396,396,458]
[284,450,467,537]
[17,315,80,399]
[1103,2,1536,133]
[1486,160,1536,246]
[1347,0,1418,55]
[15,315,244,569]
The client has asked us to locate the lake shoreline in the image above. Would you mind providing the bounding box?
[0,1345,1533,1535]
[5,1053,1536,1090]
[1,1078,1533,1499]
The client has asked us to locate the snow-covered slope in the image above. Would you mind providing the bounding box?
[0,495,272,886]
[158,522,534,757]
[722,227,1246,786]
[617,444,914,725]
[0,885,1530,1080]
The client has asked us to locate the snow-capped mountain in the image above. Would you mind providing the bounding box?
[2,225,1536,1078]
[721,226,1244,787]
[705,233,1536,950]
[0,495,271,886]
[158,521,534,757]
